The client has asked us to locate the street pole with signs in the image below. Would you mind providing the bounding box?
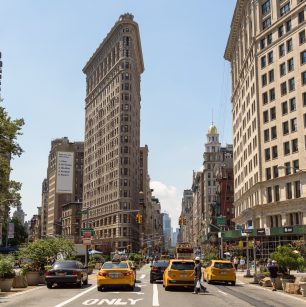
[242,228,253,277]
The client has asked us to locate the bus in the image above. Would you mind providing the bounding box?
[176,242,194,260]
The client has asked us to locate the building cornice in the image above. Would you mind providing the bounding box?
[224,0,247,61]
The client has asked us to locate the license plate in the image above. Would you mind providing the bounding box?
[110,273,121,278]
[180,274,187,278]
[220,272,227,275]
[56,272,66,276]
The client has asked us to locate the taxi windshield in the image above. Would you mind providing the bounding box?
[171,261,194,270]
[102,262,128,269]
[213,262,233,269]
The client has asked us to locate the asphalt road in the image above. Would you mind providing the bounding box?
[1,265,305,307]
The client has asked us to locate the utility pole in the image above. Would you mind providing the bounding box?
[85,207,89,267]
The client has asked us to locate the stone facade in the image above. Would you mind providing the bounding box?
[225,0,306,229]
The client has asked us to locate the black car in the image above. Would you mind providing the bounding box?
[150,260,169,283]
[45,260,88,288]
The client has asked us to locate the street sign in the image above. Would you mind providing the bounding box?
[83,238,91,245]
[283,226,293,233]
[83,231,92,238]
[80,228,94,236]
[216,217,226,226]
[256,228,266,236]
[242,228,253,234]
[77,210,88,216]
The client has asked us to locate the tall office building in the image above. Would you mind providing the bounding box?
[163,212,172,250]
[225,1,306,230]
[82,13,144,252]
[46,137,84,236]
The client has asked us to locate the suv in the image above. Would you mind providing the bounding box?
[150,260,169,283]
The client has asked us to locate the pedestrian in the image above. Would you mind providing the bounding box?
[192,256,206,294]
[233,257,239,271]
[268,260,278,291]
[239,258,245,271]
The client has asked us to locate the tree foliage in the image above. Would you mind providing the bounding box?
[271,244,306,272]
[4,217,28,247]
[17,237,76,268]
[0,101,24,207]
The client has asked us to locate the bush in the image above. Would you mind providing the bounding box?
[0,256,16,279]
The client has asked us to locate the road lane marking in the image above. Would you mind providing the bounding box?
[82,298,144,305]
[140,274,145,279]
[218,290,228,296]
[110,292,144,295]
[152,284,159,306]
[54,285,96,307]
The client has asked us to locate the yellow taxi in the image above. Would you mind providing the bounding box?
[203,259,236,285]
[163,259,195,290]
[97,260,136,291]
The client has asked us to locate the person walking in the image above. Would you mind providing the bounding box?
[192,256,206,294]
[239,258,245,271]
[233,257,239,271]
[268,260,279,291]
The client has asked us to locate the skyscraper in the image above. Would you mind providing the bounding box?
[225,0,306,230]
[82,13,144,252]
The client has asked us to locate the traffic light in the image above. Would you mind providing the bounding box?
[136,213,140,223]
[139,214,142,224]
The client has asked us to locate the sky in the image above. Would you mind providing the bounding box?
[1,0,236,228]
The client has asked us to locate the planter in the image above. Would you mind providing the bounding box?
[275,277,283,290]
[25,271,41,286]
[299,282,306,297]
[0,278,14,292]
[12,275,28,288]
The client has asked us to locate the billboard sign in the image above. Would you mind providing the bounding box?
[56,152,74,194]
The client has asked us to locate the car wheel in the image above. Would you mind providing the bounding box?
[231,281,236,286]
[46,283,53,289]
[207,277,212,284]
[83,278,88,285]
[97,286,103,292]
[165,286,170,291]
[150,279,154,284]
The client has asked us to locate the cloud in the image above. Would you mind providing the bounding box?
[150,181,181,229]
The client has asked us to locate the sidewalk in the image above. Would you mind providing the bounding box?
[236,269,306,302]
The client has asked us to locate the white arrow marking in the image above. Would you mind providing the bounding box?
[140,274,145,279]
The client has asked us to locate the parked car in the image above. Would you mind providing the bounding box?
[97,260,136,291]
[203,260,236,285]
[45,260,88,288]
[150,260,169,283]
[163,259,195,290]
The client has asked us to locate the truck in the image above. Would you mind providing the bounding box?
[175,242,194,260]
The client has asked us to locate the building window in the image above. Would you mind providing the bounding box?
[293,159,299,173]
[272,145,278,159]
[267,33,273,45]
[261,56,267,68]
[302,71,306,85]
[271,126,277,139]
[263,17,272,29]
[264,110,269,123]
[303,92,306,106]
[301,50,306,64]
[281,82,287,95]
[267,187,273,203]
[270,88,275,101]
[262,0,271,15]
[266,167,271,180]
[264,129,270,142]
[270,107,276,120]
[300,30,306,44]
[283,121,289,135]
[280,63,286,76]
[284,162,291,175]
[263,92,268,104]
[278,25,284,38]
[292,139,298,152]
[269,69,274,82]
[295,181,301,198]
[280,3,290,16]
[268,51,273,64]
[283,141,290,154]
[282,101,288,115]
[286,19,292,32]
[279,44,285,57]
[288,78,295,91]
[286,182,292,199]
[304,113,306,127]
[290,98,296,112]
[287,38,293,52]
[261,38,266,50]
[265,148,271,161]
[275,185,280,201]
[262,74,267,86]
[299,11,305,23]
[287,58,294,72]
[291,118,297,132]
[273,165,279,178]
